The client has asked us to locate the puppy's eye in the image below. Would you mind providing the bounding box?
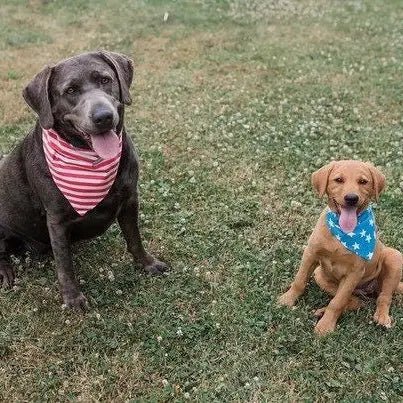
[358,178,368,185]
[65,87,76,94]
[334,177,344,183]
[101,77,111,84]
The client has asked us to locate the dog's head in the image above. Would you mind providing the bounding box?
[312,160,385,232]
[23,51,133,158]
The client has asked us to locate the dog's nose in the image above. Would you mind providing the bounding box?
[344,193,359,206]
[92,108,113,128]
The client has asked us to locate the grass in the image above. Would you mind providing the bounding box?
[0,0,402,400]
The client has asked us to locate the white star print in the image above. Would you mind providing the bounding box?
[327,209,376,261]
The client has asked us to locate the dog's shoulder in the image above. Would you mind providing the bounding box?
[308,209,340,253]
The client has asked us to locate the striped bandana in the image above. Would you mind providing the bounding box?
[326,207,377,261]
[42,128,122,216]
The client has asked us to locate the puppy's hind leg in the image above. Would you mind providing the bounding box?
[373,248,402,328]
[313,266,363,317]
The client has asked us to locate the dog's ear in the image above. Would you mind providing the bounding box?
[23,66,54,129]
[311,162,335,197]
[365,162,385,201]
[98,51,134,105]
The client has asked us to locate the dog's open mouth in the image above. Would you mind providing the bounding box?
[333,200,358,233]
[339,205,358,233]
[82,130,120,159]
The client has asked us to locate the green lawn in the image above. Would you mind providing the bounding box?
[0,0,402,401]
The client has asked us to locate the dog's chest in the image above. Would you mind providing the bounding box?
[69,197,121,241]
[62,150,137,241]
[320,256,353,279]
[319,244,381,282]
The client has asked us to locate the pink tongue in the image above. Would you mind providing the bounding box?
[90,130,120,159]
[339,206,358,233]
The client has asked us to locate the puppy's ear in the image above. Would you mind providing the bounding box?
[99,51,134,105]
[311,162,335,197]
[23,66,54,129]
[365,162,385,201]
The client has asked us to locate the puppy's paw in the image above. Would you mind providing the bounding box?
[373,310,392,328]
[63,292,89,311]
[144,259,169,276]
[278,290,297,307]
[0,264,15,289]
[313,307,327,318]
[314,317,336,336]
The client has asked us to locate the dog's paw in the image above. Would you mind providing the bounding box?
[277,290,297,307]
[313,307,327,318]
[0,264,15,289]
[373,310,392,328]
[144,259,169,276]
[314,317,336,336]
[62,292,89,311]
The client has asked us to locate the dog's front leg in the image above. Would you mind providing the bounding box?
[278,247,318,307]
[314,268,364,335]
[0,260,14,289]
[0,238,15,288]
[47,215,88,310]
[118,196,168,275]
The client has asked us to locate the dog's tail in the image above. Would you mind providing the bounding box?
[397,282,403,294]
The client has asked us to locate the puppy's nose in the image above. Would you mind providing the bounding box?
[344,193,359,206]
[92,108,113,128]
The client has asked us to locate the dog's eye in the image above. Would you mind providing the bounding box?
[334,177,344,183]
[101,77,111,84]
[65,87,76,95]
[358,178,368,185]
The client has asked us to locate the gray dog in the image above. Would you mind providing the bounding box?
[0,51,168,310]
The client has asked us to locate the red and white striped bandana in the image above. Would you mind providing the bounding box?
[42,128,122,216]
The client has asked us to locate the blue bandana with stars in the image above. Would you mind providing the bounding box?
[326,207,376,261]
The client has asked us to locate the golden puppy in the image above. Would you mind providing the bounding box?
[278,160,403,335]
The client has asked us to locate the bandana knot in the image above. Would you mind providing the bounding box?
[326,207,376,261]
[42,129,122,216]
